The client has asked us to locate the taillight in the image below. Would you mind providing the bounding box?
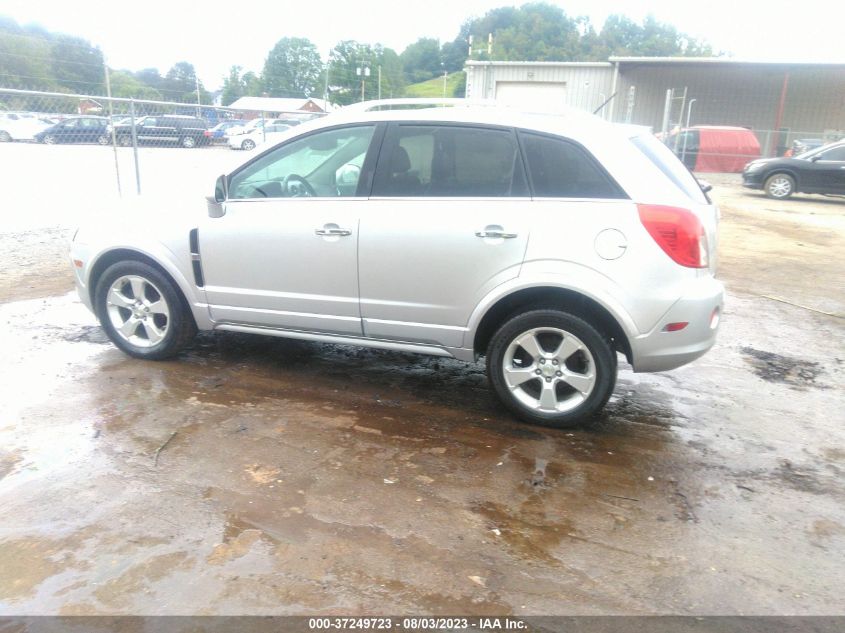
[637,204,709,268]
[203,130,211,137]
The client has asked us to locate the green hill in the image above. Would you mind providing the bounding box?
[403,72,466,98]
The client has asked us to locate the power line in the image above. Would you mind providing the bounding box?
[0,49,104,68]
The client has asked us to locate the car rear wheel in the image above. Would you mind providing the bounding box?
[0,131,11,142]
[94,261,196,360]
[180,135,197,148]
[97,134,110,145]
[118,135,132,147]
[487,309,616,428]
[765,173,795,199]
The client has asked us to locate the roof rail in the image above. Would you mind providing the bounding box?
[341,97,501,112]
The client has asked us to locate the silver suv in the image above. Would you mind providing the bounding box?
[70,99,723,427]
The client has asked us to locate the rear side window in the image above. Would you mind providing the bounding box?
[373,124,527,197]
[519,132,625,199]
[631,133,708,204]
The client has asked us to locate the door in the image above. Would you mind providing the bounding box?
[495,81,568,112]
[56,119,80,143]
[803,144,845,193]
[199,124,380,335]
[359,123,531,349]
[78,118,105,143]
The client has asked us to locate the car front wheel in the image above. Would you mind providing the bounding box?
[765,173,795,199]
[43,134,57,145]
[487,309,616,427]
[180,135,197,148]
[94,261,196,360]
[241,139,256,150]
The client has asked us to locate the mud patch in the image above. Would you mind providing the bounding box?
[62,325,110,345]
[0,449,23,481]
[741,346,823,388]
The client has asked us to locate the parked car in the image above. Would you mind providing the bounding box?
[69,98,723,428]
[224,118,291,139]
[228,124,291,150]
[742,140,845,199]
[0,112,52,142]
[784,138,825,157]
[34,116,109,144]
[111,115,210,148]
[666,126,761,173]
[204,120,247,143]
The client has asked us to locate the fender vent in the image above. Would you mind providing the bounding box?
[189,228,204,287]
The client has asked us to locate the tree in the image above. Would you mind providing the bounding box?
[163,61,211,103]
[50,34,104,93]
[400,38,442,83]
[220,66,264,105]
[262,37,323,97]
[327,40,371,106]
[108,70,161,100]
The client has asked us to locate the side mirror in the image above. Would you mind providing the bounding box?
[214,174,227,202]
[810,155,821,162]
[698,179,713,194]
[208,174,228,218]
[336,163,361,186]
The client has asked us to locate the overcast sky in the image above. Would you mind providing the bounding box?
[2,0,841,89]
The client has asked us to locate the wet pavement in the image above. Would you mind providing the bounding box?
[0,172,844,615]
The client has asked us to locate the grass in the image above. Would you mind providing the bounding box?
[403,72,465,98]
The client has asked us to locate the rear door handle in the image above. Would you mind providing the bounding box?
[315,227,352,237]
[475,229,518,239]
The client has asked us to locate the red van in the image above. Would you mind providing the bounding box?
[668,126,761,173]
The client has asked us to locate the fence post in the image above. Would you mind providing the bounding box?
[103,62,122,196]
[129,99,141,195]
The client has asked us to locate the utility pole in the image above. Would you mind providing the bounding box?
[356,65,370,102]
[195,76,202,118]
[378,65,382,100]
[323,62,330,105]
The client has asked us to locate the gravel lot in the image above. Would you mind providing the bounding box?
[0,142,843,616]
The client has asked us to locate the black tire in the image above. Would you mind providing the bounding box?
[97,134,110,146]
[241,139,256,150]
[486,309,617,428]
[117,135,132,147]
[94,261,196,360]
[764,173,795,199]
[180,135,197,148]
[0,130,12,142]
[43,134,57,145]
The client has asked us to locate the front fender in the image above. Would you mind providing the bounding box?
[75,238,212,330]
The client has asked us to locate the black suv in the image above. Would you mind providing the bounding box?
[112,115,209,148]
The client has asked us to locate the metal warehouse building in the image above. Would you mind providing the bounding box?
[465,58,845,155]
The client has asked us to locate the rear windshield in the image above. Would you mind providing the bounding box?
[631,133,707,204]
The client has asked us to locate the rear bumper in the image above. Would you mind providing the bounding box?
[630,276,724,372]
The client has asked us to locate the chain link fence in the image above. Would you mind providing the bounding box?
[0,88,327,195]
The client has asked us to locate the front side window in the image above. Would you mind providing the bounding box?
[372,125,527,197]
[228,125,376,199]
[520,132,625,199]
[817,146,845,161]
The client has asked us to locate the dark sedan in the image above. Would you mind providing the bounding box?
[743,141,845,199]
[34,116,109,144]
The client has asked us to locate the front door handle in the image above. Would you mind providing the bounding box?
[315,226,352,237]
[475,228,518,239]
